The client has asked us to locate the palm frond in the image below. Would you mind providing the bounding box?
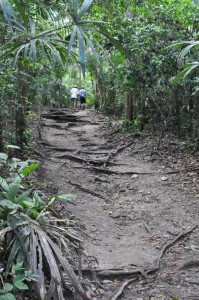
[77,0,93,20]
[35,226,62,285]
[68,25,77,56]
[71,0,78,21]
[179,41,199,59]
[44,232,89,300]
[172,62,199,85]
[0,0,14,29]
[98,25,124,53]
[12,0,28,30]
[78,19,108,25]
[29,229,46,299]
[76,27,86,76]
[80,28,102,73]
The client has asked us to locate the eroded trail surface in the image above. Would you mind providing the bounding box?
[39,108,199,300]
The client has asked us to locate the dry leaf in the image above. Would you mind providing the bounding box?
[97,288,105,295]
[160,176,168,181]
[139,267,148,278]
[131,174,139,179]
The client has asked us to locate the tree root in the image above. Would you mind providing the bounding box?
[154,225,198,270]
[110,278,137,300]
[55,153,124,167]
[90,166,155,175]
[67,179,110,203]
[103,140,134,167]
[110,225,198,300]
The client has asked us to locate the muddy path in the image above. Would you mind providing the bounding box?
[38,108,199,300]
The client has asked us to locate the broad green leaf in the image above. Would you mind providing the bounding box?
[16,190,31,203]
[0,177,9,192]
[0,200,21,209]
[0,293,16,300]
[13,278,28,290]
[3,284,13,293]
[11,262,23,273]
[6,184,20,201]
[0,153,8,161]
[32,192,43,205]
[21,162,39,176]
[24,270,38,282]
[12,175,21,185]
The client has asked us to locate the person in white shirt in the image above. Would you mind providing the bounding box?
[70,86,79,108]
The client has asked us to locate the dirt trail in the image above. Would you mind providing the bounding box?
[39,108,199,300]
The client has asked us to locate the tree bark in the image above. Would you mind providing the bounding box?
[15,60,28,148]
[124,89,133,129]
[0,119,4,152]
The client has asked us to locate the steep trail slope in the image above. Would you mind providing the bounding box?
[39,108,199,300]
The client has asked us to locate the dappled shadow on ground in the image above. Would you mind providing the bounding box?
[37,108,199,300]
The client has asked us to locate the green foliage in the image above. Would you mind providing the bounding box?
[0,262,37,300]
[93,0,199,140]
[0,154,86,299]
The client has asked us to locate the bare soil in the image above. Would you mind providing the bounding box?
[36,108,199,300]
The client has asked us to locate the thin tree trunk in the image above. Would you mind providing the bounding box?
[173,86,181,138]
[15,60,28,148]
[124,89,133,129]
[0,119,4,152]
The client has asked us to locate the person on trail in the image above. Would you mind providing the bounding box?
[79,87,86,110]
[70,86,79,108]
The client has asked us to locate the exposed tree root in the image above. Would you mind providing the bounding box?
[66,179,110,203]
[103,140,134,167]
[110,225,198,300]
[91,166,155,175]
[110,277,137,300]
[54,153,124,167]
[33,149,46,158]
[154,225,198,270]
[48,147,75,152]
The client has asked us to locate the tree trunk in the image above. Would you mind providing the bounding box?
[124,89,134,129]
[173,86,181,138]
[195,95,199,147]
[0,119,4,152]
[15,60,28,148]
